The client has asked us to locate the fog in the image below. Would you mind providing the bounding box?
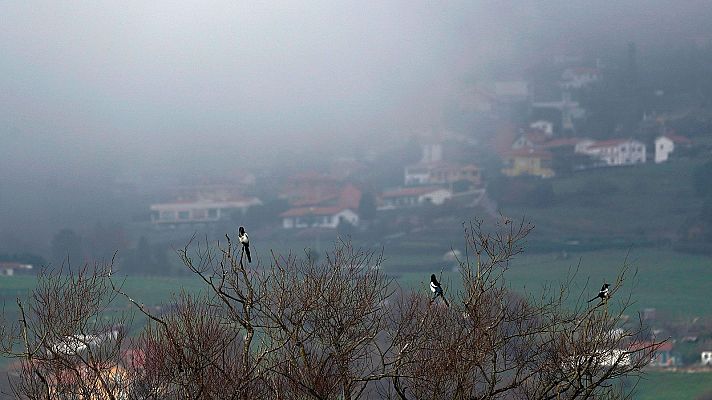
[2,0,712,255]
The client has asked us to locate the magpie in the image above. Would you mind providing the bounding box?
[588,283,610,303]
[238,226,251,263]
[430,274,449,307]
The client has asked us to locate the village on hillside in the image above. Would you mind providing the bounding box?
[144,52,705,240]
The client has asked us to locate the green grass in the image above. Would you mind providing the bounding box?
[0,275,204,310]
[634,371,712,399]
[109,275,205,305]
[385,248,712,318]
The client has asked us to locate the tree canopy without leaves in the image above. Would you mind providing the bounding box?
[1,219,663,399]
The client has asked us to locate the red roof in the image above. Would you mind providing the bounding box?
[338,184,362,209]
[381,186,445,198]
[587,139,637,149]
[284,182,361,210]
[280,206,352,218]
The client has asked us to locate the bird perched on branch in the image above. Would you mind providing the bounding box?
[588,283,610,303]
[430,274,449,307]
[238,226,251,263]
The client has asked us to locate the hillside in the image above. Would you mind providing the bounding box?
[499,159,706,247]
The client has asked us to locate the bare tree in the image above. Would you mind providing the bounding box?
[384,218,661,400]
[262,240,394,400]
[1,219,663,399]
[1,261,129,400]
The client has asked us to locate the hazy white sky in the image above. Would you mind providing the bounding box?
[1,0,711,174]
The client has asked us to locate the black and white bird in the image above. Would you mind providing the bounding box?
[430,274,449,307]
[238,226,251,263]
[588,283,610,303]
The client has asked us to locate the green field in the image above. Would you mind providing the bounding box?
[0,275,205,312]
[635,371,712,400]
[389,248,712,318]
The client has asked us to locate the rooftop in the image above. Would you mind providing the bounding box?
[280,206,352,218]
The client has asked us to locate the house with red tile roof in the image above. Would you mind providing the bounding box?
[404,163,481,189]
[280,184,362,229]
[628,341,676,367]
[279,172,342,205]
[501,148,555,178]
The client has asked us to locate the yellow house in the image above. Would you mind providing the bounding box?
[501,148,555,178]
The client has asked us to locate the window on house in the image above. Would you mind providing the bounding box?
[178,211,190,220]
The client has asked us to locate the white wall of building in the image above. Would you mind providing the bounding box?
[282,209,359,229]
[655,136,674,163]
[418,189,452,205]
[581,140,646,166]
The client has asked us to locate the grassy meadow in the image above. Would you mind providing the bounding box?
[389,248,712,318]
[634,371,712,400]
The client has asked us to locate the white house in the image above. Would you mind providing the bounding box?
[0,262,33,276]
[578,139,646,166]
[281,207,359,229]
[702,351,712,366]
[565,349,631,372]
[150,197,262,224]
[654,135,693,163]
[379,187,452,210]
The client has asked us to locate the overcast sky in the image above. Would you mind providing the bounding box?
[2,1,712,174]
